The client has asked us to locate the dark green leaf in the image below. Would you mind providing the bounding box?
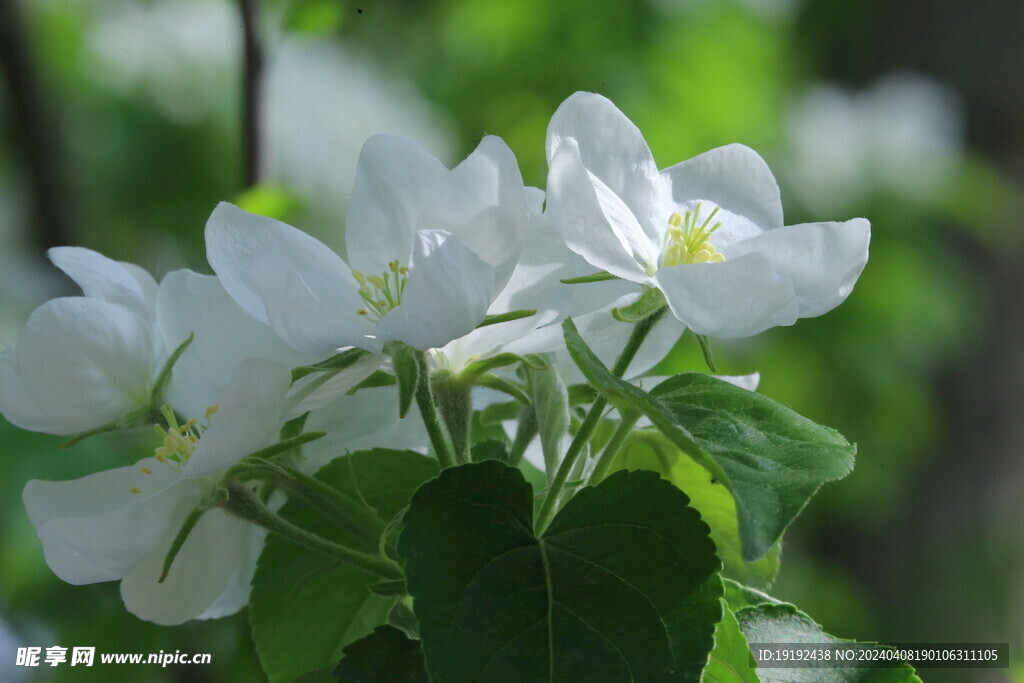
[347,370,397,394]
[251,449,439,682]
[398,460,722,681]
[563,318,855,561]
[735,603,921,682]
[704,603,759,683]
[470,438,509,463]
[615,432,781,588]
[334,626,428,683]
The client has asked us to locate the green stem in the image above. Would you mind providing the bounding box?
[435,377,473,465]
[414,351,456,468]
[535,307,666,533]
[507,406,538,467]
[588,412,641,485]
[235,462,385,546]
[224,484,402,580]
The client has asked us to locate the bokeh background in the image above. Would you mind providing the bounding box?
[0,0,1021,680]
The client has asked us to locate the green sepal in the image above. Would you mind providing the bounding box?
[474,373,530,404]
[560,271,621,284]
[347,370,397,394]
[291,347,370,382]
[694,332,718,372]
[611,286,666,322]
[386,342,420,419]
[475,309,537,328]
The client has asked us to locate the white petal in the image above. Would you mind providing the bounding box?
[503,293,686,382]
[195,520,266,621]
[48,247,154,322]
[302,387,427,473]
[435,135,527,294]
[16,298,155,433]
[724,218,871,317]
[23,461,188,584]
[546,139,658,283]
[252,251,378,353]
[345,134,450,275]
[120,508,258,625]
[436,309,558,373]
[662,144,784,232]
[655,253,798,338]
[183,358,291,478]
[375,230,494,350]
[0,345,60,433]
[205,203,368,353]
[157,270,314,419]
[545,92,667,235]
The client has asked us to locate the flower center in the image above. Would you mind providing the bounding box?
[660,203,726,267]
[352,260,409,323]
[129,404,219,493]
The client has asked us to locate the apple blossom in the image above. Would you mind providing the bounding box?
[22,358,291,625]
[206,134,529,354]
[545,91,871,339]
[0,247,162,435]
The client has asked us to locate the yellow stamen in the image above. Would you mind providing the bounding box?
[130,487,141,494]
[140,467,152,474]
[661,205,727,267]
[205,404,219,420]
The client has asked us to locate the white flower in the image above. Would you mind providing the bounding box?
[206,135,529,353]
[23,359,291,625]
[0,247,161,435]
[154,269,381,420]
[545,92,871,339]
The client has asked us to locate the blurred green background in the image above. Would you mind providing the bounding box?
[1,0,1021,680]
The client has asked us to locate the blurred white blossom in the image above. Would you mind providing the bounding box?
[784,72,965,215]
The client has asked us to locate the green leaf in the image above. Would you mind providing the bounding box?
[334,626,429,683]
[386,343,420,419]
[291,347,371,382]
[470,438,509,463]
[723,578,783,612]
[615,432,781,588]
[563,318,855,561]
[704,603,759,683]
[522,357,570,476]
[251,449,439,682]
[650,374,855,560]
[735,603,921,682]
[611,286,666,322]
[398,460,723,681]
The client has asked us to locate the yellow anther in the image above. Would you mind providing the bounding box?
[661,206,727,267]
[163,436,178,453]
[130,487,142,494]
[358,309,369,316]
[367,275,387,290]
[205,404,219,420]
[352,270,367,287]
[140,467,152,474]
[399,266,409,274]
[155,449,166,462]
